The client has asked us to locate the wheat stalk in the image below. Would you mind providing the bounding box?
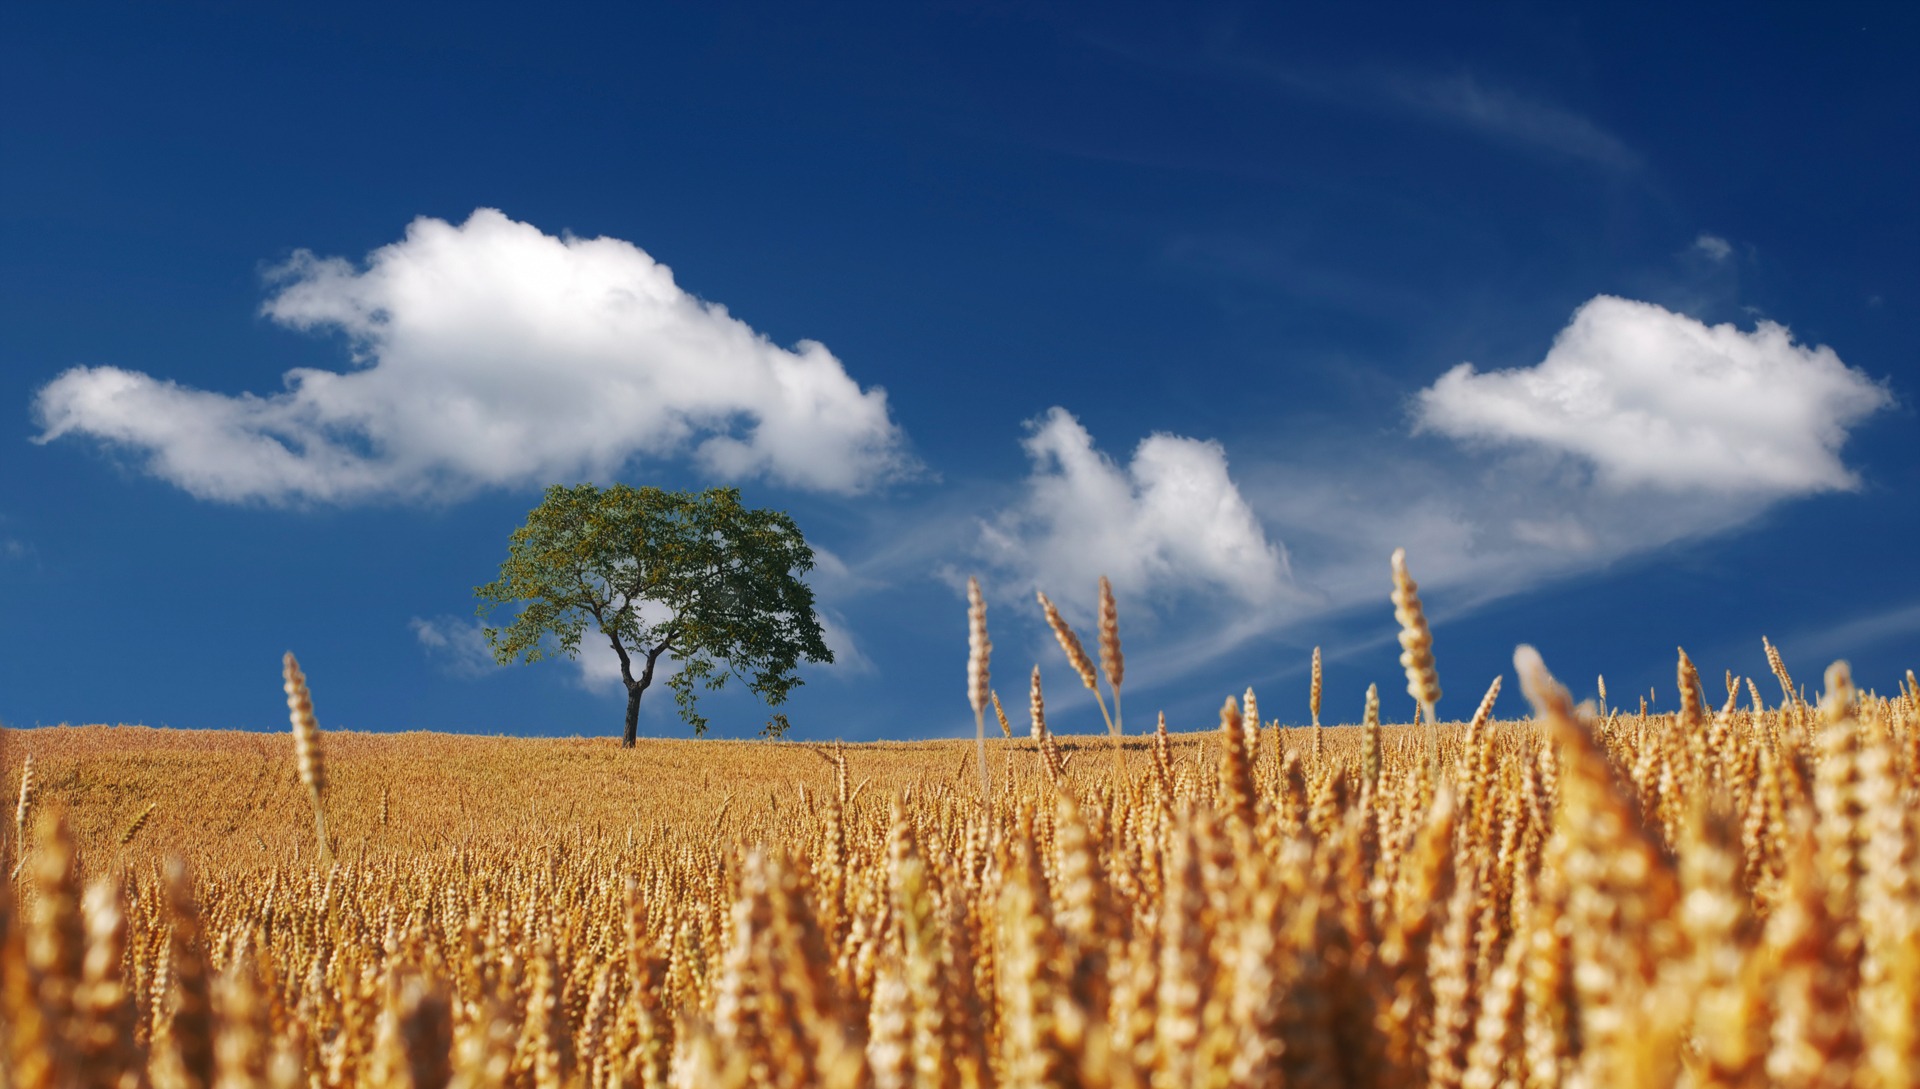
[966,577,992,803]
[118,803,156,847]
[1098,575,1128,779]
[1036,590,1116,738]
[1391,548,1442,775]
[1028,665,1046,744]
[1309,645,1323,727]
[282,651,332,868]
[1677,646,1707,736]
[1217,696,1256,830]
[1098,575,1124,729]
[1763,635,1797,709]
[12,751,35,877]
[1362,682,1381,790]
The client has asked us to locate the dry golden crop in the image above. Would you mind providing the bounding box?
[1,584,1917,1087]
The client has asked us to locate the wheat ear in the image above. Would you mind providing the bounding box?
[118,802,156,847]
[1309,646,1325,762]
[1036,590,1116,736]
[1028,665,1046,744]
[1098,575,1124,728]
[1310,646,1322,727]
[1362,683,1381,789]
[966,577,992,803]
[1152,711,1174,806]
[1391,548,1442,775]
[1763,636,1796,708]
[1242,687,1261,762]
[1515,644,1684,1084]
[283,651,333,868]
[1218,696,1256,830]
[1098,575,1128,780]
[12,752,35,877]
[1677,647,1707,735]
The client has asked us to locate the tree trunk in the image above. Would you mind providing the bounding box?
[621,644,666,748]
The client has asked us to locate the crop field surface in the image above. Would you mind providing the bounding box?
[3,652,1918,1088]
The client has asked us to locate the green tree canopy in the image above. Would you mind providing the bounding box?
[476,484,833,744]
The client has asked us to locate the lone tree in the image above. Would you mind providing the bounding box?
[477,483,833,745]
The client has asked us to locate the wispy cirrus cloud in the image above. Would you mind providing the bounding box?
[1780,600,1920,668]
[1070,25,1642,176]
[1375,71,1641,172]
[1168,41,1643,173]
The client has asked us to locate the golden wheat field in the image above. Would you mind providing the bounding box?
[2,633,1918,1089]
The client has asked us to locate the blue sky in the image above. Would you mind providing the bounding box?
[3,2,1915,741]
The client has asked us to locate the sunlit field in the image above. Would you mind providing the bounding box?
[2,636,1917,1087]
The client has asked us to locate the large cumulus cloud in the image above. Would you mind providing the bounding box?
[34,209,913,503]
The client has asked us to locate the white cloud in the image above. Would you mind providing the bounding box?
[1693,234,1733,262]
[409,616,502,678]
[977,407,1290,614]
[1416,295,1890,496]
[33,209,912,503]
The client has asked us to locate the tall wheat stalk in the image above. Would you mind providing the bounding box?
[966,577,992,803]
[282,651,332,869]
[1391,548,1442,776]
[1097,575,1128,781]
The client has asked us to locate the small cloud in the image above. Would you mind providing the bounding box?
[977,407,1291,615]
[1692,234,1733,262]
[1416,295,1891,497]
[410,616,502,678]
[34,209,914,504]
